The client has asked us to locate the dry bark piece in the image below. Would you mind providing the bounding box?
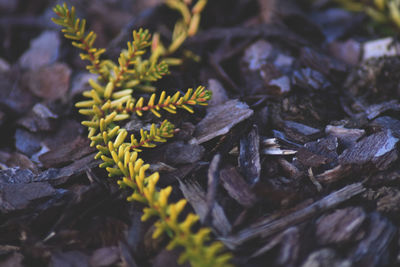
[305,136,338,159]
[351,212,397,267]
[362,37,400,61]
[118,241,139,267]
[69,72,98,99]
[325,125,365,148]
[300,47,347,77]
[365,100,400,120]
[268,75,291,94]
[371,116,400,138]
[42,120,85,151]
[297,136,338,169]
[292,68,332,91]
[123,116,149,132]
[315,165,352,184]
[148,162,177,173]
[367,170,400,187]
[328,39,361,66]
[296,148,329,169]
[32,103,58,119]
[222,183,365,249]
[252,174,300,206]
[207,79,229,106]
[14,128,41,157]
[0,252,24,267]
[301,248,351,267]
[240,40,285,95]
[251,226,300,266]
[338,130,399,171]
[205,154,220,225]
[124,207,145,252]
[262,138,297,156]
[254,106,269,135]
[164,141,204,165]
[0,151,11,169]
[19,31,60,70]
[315,207,366,245]
[0,57,10,72]
[317,128,399,183]
[283,120,321,143]
[154,163,198,189]
[36,153,101,186]
[219,166,257,208]
[50,250,89,267]
[277,158,302,179]
[0,72,37,114]
[239,125,261,184]
[178,177,232,236]
[242,40,273,71]
[39,136,94,168]
[17,112,51,132]
[17,103,58,132]
[90,246,120,267]
[274,54,294,71]
[173,122,195,142]
[344,57,400,99]
[193,99,253,144]
[0,181,56,213]
[24,63,71,100]
[5,152,38,173]
[365,187,400,215]
[0,167,35,184]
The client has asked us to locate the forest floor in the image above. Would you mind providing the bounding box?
[1,0,400,266]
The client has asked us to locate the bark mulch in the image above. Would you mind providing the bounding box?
[1,0,400,266]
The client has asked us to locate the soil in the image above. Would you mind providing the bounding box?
[1,0,400,266]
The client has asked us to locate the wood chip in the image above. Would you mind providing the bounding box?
[219,166,257,208]
[178,177,232,236]
[239,125,261,184]
[315,207,366,245]
[350,212,396,266]
[222,183,365,249]
[338,130,399,170]
[193,99,253,144]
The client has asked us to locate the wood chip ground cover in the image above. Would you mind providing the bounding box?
[0,0,400,266]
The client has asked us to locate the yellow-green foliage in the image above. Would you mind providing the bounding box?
[164,0,207,53]
[52,2,233,267]
[333,0,400,30]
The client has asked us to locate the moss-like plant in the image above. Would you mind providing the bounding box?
[332,0,400,30]
[52,2,233,266]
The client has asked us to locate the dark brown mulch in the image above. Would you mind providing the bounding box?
[1,0,400,266]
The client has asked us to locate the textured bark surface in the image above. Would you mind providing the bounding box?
[1,0,400,266]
